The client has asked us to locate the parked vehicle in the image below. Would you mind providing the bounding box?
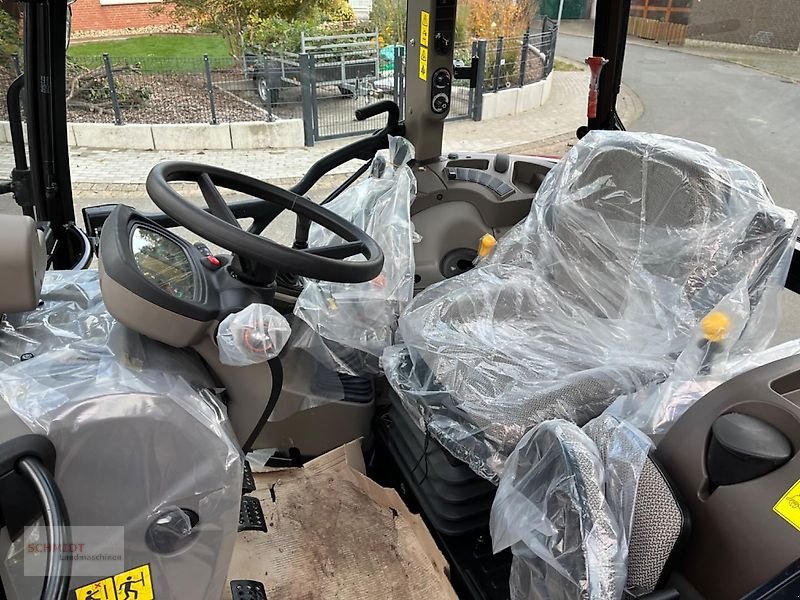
[244,31,381,104]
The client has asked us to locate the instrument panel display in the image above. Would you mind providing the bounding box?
[131,226,196,300]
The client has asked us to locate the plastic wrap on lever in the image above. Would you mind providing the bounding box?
[216,304,291,366]
[293,136,417,377]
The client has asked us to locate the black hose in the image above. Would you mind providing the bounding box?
[16,457,71,600]
[242,357,284,454]
[7,75,28,172]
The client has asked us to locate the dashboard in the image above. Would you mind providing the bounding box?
[98,205,266,347]
[131,226,196,301]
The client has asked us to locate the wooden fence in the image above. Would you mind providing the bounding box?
[628,17,688,45]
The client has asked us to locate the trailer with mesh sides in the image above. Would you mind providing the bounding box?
[243,31,381,105]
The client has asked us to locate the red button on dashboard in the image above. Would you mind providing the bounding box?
[206,255,221,267]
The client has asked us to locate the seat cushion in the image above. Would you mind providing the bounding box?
[390,263,673,463]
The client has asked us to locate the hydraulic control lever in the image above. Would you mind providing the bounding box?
[354,100,402,134]
[292,100,404,200]
[291,101,406,249]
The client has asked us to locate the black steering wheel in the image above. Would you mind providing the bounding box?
[145,162,384,284]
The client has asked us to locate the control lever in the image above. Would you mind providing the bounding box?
[291,101,405,250]
[355,100,400,129]
[707,413,792,486]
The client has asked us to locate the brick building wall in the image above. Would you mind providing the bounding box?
[688,0,800,51]
[71,0,176,33]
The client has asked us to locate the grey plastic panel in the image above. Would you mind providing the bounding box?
[413,201,489,289]
[0,215,46,314]
[99,259,213,348]
[656,355,800,599]
[194,338,373,455]
[0,271,241,600]
[410,153,555,289]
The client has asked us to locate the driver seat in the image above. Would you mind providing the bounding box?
[386,131,797,473]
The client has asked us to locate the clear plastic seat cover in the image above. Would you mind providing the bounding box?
[384,131,798,481]
[0,271,242,600]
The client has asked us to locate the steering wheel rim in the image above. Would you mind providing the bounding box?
[145,161,384,284]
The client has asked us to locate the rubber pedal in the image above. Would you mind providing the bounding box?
[242,460,256,494]
[230,580,267,600]
[238,496,267,532]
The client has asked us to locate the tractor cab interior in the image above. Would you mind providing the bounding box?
[1,0,800,599]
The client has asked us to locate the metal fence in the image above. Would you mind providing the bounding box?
[66,54,293,125]
[0,24,558,145]
[484,24,558,93]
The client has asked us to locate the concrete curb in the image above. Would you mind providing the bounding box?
[677,53,800,85]
[482,74,553,120]
[0,119,305,150]
[684,39,799,54]
[561,30,800,85]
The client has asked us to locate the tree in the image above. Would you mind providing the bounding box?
[161,0,354,56]
[370,0,406,44]
[461,0,537,39]
[0,8,20,62]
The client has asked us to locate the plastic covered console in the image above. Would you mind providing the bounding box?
[0,270,242,600]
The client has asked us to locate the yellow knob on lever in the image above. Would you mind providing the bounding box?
[700,311,731,343]
[477,234,497,258]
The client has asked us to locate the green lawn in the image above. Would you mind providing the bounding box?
[68,34,230,71]
[554,58,583,72]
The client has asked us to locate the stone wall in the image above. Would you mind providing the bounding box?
[688,0,800,51]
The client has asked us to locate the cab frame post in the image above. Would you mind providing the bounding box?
[404,0,458,162]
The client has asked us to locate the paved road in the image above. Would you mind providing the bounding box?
[557,34,800,214]
[558,34,800,344]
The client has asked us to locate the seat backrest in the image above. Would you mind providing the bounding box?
[538,132,794,324]
[491,418,688,600]
[0,214,47,315]
[586,416,688,596]
[491,420,626,600]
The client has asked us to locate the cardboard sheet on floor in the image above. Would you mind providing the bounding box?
[225,440,457,599]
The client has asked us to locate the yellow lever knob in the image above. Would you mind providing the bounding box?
[478,234,497,258]
[701,311,731,343]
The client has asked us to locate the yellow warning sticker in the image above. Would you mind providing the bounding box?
[419,46,428,81]
[418,10,429,80]
[74,564,154,600]
[420,11,430,48]
[74,578,116,600]
[773,479,800,533]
